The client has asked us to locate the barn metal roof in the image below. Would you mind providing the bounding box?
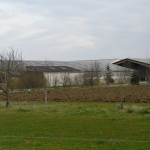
[23,59,120,71]
[26,66,81,73]
[112,58,150,70]
[23,58,149,72]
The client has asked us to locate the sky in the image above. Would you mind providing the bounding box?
[0,0,150,61]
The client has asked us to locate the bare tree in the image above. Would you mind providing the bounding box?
[61,72,72,87]
[20,71,46,89]
[53,74,59,87]
[93,61,102,85]
[83,61,102,87]
[73,74,83,86]
[0,48,23,107]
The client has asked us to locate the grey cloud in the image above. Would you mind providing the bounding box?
[0,0,150,60]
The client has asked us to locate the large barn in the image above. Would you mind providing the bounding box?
[26,65,82,86]
[23,58,150,85]
[112,58,150,82]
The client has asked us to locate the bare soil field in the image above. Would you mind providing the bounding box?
[0,85,150,102]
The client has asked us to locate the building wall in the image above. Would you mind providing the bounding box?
[44,72,83,87]
[44,71,133,87]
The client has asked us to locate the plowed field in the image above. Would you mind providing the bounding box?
[0,85,150,102]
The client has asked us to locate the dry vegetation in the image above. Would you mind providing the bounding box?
[0,85,150,103]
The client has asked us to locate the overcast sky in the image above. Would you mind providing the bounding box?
[0,0,150,60]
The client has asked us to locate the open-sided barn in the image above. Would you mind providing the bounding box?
[113,58,150,82]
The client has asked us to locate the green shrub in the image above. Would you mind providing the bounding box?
[139,108,150,114]
[104,64,114,85]
[17,108,30,112]
[127,109,134,113]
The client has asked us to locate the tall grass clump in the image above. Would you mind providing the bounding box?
[127,109,134,113]
[138,108,150,114]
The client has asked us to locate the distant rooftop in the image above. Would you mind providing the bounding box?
[112,58,150,70]
[23,58,149,71]
[26,66,81,72]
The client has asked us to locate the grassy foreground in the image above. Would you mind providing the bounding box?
[0,102,150,150]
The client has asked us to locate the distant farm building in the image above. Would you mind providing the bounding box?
[113,58,150,82]
[26,66,82,86]
[23,58,150,86]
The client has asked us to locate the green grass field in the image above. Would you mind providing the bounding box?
[0,102,150,150]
